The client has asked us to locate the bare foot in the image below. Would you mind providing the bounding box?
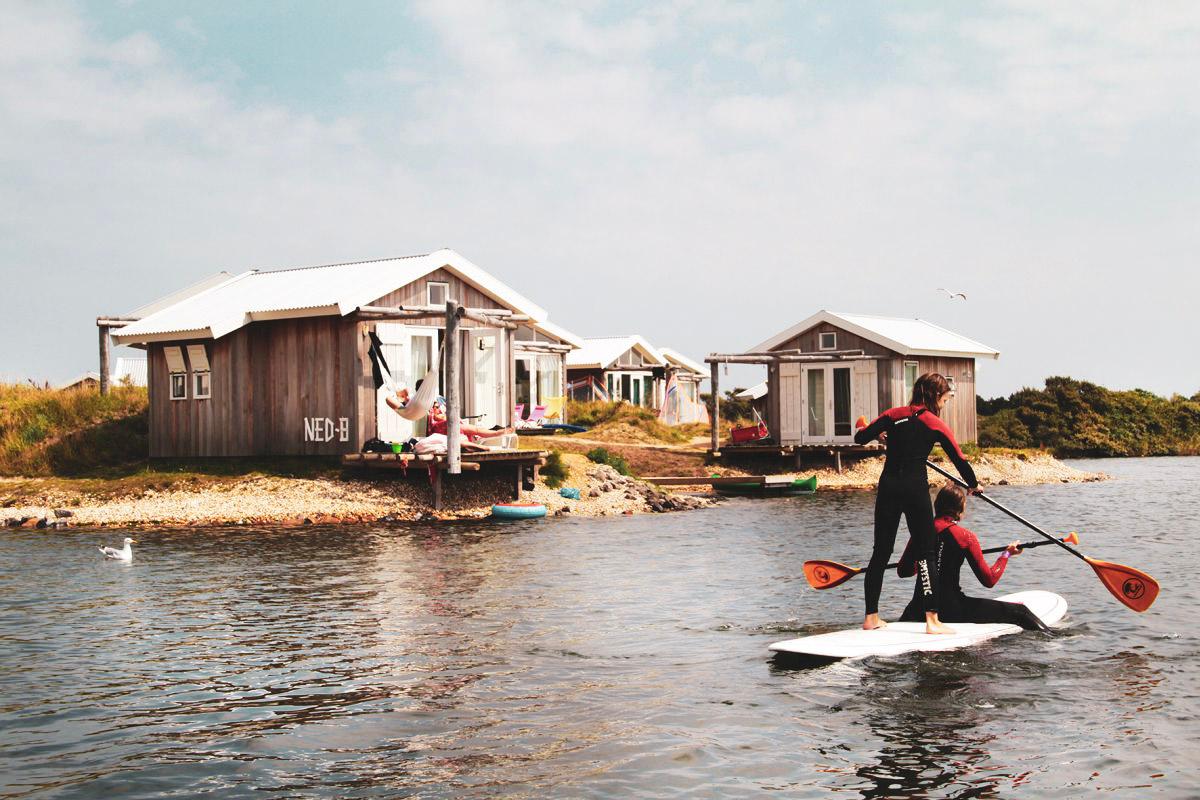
[863,614,888,631]
[925,612,955,635]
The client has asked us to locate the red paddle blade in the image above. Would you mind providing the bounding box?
[803,560,861,590]
[1086,557,1160,612]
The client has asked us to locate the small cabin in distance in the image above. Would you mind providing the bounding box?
[712,310,998,452]
[565,336,708,414]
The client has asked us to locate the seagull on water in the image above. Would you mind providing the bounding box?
[98,537,136,561]
[937,288,967,300]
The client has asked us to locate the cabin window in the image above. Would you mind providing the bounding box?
[164,346,187,400]
[186,344,211,400]
[945,375,957,396]
[193,371,211,399]
[427,281,449,307]
[903,361,919,403]
[819,331,837,351]
[606,373,615,399]
[536,355,561,402]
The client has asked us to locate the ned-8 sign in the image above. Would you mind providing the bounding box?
[304,417,350,443]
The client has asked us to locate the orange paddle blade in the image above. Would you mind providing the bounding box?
[855,416,868,430]
[1063,531,1079,546]
[1086,558,1160,612]
[803,560,861,590]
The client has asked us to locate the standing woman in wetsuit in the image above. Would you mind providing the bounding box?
[854,373,978,634]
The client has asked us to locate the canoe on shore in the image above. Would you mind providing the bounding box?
[715,475,817,497]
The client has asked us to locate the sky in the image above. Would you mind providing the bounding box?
[1,1,1198,398]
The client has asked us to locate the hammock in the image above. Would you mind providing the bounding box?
[370,332,447,422]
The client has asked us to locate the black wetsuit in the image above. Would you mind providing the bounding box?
[897,516,1049,631]
[854,405,977,616]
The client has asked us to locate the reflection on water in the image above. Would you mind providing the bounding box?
[1,458,1198,798]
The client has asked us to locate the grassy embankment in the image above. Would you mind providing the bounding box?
[0,383,338,504]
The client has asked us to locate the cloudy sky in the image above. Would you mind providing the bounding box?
[1,1,1198,397]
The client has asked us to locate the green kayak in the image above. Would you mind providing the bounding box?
[715,475,818,497]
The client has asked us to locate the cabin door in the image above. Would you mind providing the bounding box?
[799,364,858,445]
[375,324,438,443]
[469,330,502,428]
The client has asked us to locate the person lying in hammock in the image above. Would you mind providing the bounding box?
[386,382,514,442]
[896,483,1050,632]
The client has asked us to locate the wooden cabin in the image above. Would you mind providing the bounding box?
[566,336,665,406]
[106,249,580,457]
[716,310,998,449]
[565,337,708,412]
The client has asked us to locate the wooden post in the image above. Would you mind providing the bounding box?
[432,468,443,510]
[835,450,843,475]
[709,360,720,454]
[445,300,462,475]
[98,325,111,395]
[513,464,523,500]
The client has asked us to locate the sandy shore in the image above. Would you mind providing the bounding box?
[1,452,1100,529]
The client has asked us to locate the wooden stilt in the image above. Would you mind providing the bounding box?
[835,450,843,474]
[432,468,443,510]
[445,300,461,475]
[709,360,720,455]
[98,325,111,396]
[513,464,523,500]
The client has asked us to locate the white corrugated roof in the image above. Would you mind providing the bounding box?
[113,357,148,386]
[658,347,706,376]
[748,310,999,359]
[566,335,665,370]
[736,381,768,400]
[529,319,585,349]
[113,249,556,345]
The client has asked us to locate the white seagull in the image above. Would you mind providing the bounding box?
[937,288,967,300]
[98,537,136,561]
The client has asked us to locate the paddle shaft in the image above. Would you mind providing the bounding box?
[926,460,1089,564]
[880,536,1061,571]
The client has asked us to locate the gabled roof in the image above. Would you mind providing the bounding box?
[113,249,554,345]
[748,310,1000,360]
[566,335,665,370]
[658,347,706,376]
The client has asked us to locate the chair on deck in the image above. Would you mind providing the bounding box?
[521,405,547,428]
[514,403,526,425]
[542,396,565,421]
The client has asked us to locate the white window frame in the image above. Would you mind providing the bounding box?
[819,331,837,351]
[193,370,211,400]
[427,281,450,307]
[903,361,919,403]
[170,372,188,401]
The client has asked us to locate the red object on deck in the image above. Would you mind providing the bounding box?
[730,422,769,444]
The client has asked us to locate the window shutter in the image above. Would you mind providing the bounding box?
[164,346,186,373]
[186,344,210,372]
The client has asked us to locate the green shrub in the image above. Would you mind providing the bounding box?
[542,449,569,488]
[586,446,631,476]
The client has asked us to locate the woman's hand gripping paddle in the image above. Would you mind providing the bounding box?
[924,459,1160,612]
[803,534,1080,590]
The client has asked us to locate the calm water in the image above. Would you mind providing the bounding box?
[2,458,1197,798]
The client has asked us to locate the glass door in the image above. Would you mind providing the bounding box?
[469,331,500,428]
[802,364,857,443]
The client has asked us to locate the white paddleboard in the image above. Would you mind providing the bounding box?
[769,590,1067,661]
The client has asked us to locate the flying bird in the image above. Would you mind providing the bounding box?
[98,537,136,561]
[936,288,967,300]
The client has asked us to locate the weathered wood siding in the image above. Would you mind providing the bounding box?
[761,322,980,444]
[148,315,360,457]
[772,323,895,357]
[371,267,506,311]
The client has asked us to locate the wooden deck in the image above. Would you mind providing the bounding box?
[343,449,548,510]
[708,443,882,473]
[644,475,804,487]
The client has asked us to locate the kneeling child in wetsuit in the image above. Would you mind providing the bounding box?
[896,484,1049,632]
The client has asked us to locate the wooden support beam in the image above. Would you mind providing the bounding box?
[513,464,523,500]
[98,325,111,395]
[432,468,443,510]
[710,360,720,455]
[445,300,462,475]
[96,317,138,327]
[456,306,518,330]
[704,352,871,365]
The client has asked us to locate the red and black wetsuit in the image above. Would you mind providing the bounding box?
[896,516,1048,631]
[854,405,977,616]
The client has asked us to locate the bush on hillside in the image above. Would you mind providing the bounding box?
[586,447,631,476]
[542,449,569,488]
[0,383,149,476]
[977,377,1200,457]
